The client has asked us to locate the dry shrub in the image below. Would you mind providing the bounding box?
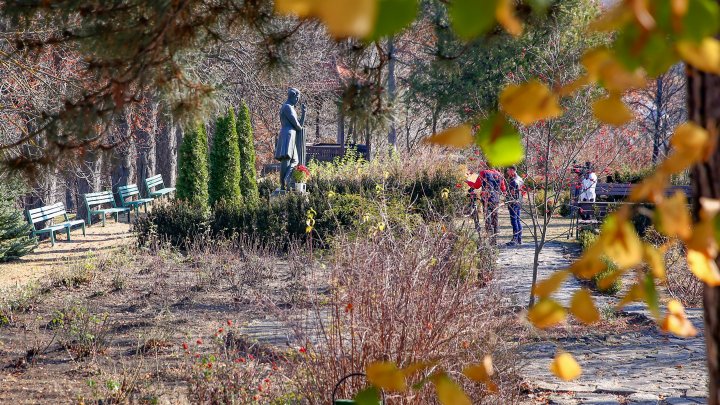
[293,226,523,404]
[644,227,703,307]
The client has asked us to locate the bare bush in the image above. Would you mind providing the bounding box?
[644,227,703,307]
[291,226,522,404]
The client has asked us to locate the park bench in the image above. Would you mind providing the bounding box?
[118,184,154,216]
[144,174,175,199]
[26,202,86,246]
[84,191,131,226]
[570,183,692,238]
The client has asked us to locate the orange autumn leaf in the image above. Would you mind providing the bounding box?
[423,125,474,148]
[570,289,600,324]
[533,270,570,298]
[499,80,562,125]
[528,298,566,329]
[495,0,522,37]
[557,75,591,96]
[661,299,697,337]
[550,352,582,381]
[655,192,692,240]
[463,355,498,392]
[366,361,407,392]
[687,249,720,286]
[592,95,634,126]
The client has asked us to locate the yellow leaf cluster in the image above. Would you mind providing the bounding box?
[599,213,643,269]
[550,352,582,381]
[499,80,562,125]
[655,192,692,240]
[661,299,697,337]
[275,0,376,38]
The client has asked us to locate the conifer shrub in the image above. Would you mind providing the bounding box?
[236,101,259,207]
[176,122,209,212]
[0,178,37,262]
[208,109,242,207]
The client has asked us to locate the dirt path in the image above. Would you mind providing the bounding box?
[494,241,707,404]
[0,221,134,289]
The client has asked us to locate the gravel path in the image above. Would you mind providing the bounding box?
[494,242,708,405]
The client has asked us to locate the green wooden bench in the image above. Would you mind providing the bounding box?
[84,191,131,226]
[145,174,175,199]
[26,202,86,246]
[118,184,154,216]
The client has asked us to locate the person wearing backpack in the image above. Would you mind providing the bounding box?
[466,164,506,245]
[505,165,525,246]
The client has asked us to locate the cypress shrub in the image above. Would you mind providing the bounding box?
[176,122,209,211]
[208,108,242,207]
[0,178,37,262]
[236,101,259,207]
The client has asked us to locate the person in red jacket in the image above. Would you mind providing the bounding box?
[466,165,506,245]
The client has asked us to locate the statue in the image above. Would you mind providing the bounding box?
[274,88,306,190]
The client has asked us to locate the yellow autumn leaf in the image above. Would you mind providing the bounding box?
[671,122,710,159]
[424,125,474,148]
[402,361,435,378]
[661,299,697,337]
[688,201,720,257]
[600,214,643,269]
[582,48,646,92]
[616,283,645,309]
[644,244,666,281]
[527,298,566,329]
[499,80,562,125]
[629,172,669,203]
[658,151,696,175]
[656,192,692,240]
[550,352,582,381]
[687,249,720,286]
[589,4,633,32]
[463,355,498,392]
[629,0,656,30]
[557,75,591,96]
[592,95,633,126]
[276,0,377,38]
[366,361,408,392]
[431,373,472,405]
[570,253,606,279]
[495,0,522,36]
[671,0,689,17]
[570,289,600,324]
[677,38,720,74]
[597,268,624,291]
[274,0,314,16]
[533,270,570,298]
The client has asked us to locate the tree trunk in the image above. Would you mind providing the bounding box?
[337,104,345,146]
[652,76,664,164]
[156,110,178,187]
[315,98,322,142]
[387,37,397,154]
[687,58,720,404]
[111,109,134,202]
[136,101,158,196]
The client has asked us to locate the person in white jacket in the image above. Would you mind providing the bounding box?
[580,163,597,202]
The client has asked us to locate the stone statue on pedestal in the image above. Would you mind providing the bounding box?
[274,88,306,190]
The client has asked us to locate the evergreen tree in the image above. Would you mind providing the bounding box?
[0,179,37,262]
[176,122,210,211]
[236,101,259,207]
[208,108,242,207]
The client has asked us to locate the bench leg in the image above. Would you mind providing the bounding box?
[81,223,86,237]
[50,231,56,247]
[87,212,92,227]
[102,214,106,227]
[66,227,71,241]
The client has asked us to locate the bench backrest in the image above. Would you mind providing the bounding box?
[26,202,68,228]
[118,184,140,204]
[145,174,165,192]
[594,183,691,199]
[84,191,116,209]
